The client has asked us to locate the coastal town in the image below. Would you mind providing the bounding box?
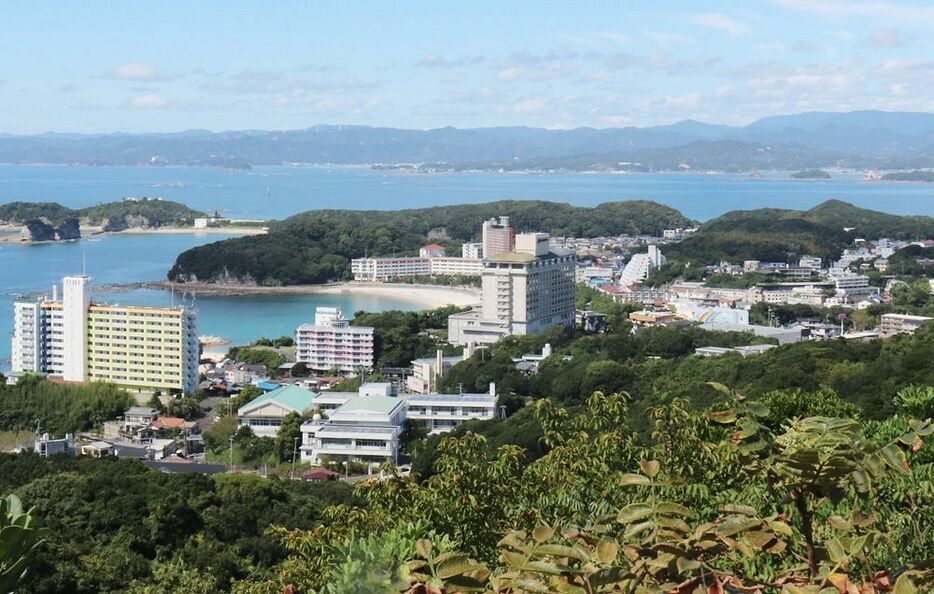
[6,210,934,481]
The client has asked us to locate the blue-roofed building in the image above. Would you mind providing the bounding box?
[257,380,281,392]
[237,385,318,437]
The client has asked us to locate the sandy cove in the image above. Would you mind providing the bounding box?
[141,281,481,309]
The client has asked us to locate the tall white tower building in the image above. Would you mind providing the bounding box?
[62,275,91,382]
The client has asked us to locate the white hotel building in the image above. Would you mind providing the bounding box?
[295,307,374,374]
[350,253,483,281]
[448,232,576,345]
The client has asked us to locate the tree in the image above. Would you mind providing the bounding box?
[275,412,304,464]
[0,494,45,593]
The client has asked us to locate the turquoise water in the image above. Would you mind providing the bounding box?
[1,165,933,222]
[1,164,933,367]
[0,233,419,367]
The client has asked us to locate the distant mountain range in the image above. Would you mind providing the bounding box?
[3,110,934,171]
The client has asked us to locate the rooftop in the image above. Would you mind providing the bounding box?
[239,384,318,415]
[333,395,405,416]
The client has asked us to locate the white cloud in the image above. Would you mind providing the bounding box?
[416,54,485,68]
[125,93,169,108]
[687,13,751,36]
[111,62,167,81]
[773,0,934,23]
[866,27,906,48]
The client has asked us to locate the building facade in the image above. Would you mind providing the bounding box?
[350,255,482,281]
[11,275,199,393]
[403,383,499,433]
[295,307,375,374]
[880,313,933,336]
[482,216,514,257]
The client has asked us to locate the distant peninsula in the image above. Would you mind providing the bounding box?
[790,169,831,179]
[881,170,934,182]
[0,197,206,242]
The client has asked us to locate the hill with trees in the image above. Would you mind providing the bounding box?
[0,198,205,229]
[167,200,693,285]
[659,199,934,268]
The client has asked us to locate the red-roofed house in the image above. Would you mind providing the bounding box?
[419,244,446,258]
[301,467,341,482]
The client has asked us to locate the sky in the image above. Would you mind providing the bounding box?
[0,0,933,134]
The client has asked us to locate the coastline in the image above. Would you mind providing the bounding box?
[0,224,266,244]
[140,280,481,309]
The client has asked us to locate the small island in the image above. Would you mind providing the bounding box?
[790,169,831,179]
[881,170,934,182]
[0,197,265,243]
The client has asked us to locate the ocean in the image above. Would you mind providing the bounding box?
[1,164,932,366]
[2,164,933,222]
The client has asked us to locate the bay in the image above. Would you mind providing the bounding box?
[1,164,933,368]
[0,233,419,367]
[1,165,933,222]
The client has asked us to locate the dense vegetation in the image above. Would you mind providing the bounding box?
[656,199,934,271]
[0,198,205,227]
[0,454,357,593]
[351,306,465,368]
[0,375,132,435]
[168,200,693,285]
[790,168,831,179]
[881,169,934,182]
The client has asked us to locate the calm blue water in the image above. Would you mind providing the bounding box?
[0,233,418,367]
[1,164,933,367]
[1,165,933,222]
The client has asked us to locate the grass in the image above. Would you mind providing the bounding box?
[0,430,34,451]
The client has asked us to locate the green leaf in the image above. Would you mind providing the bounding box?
[595,540,618,565]
[639,459,660,478]
[827,538,846,563]
[716,516,760,537]
[534,544,590,562]
[436,554,478,579]
[706,382,732,395]
[655,502,694,518]
[415,538,432,559]
[894,574,918,594]
[617,503,653,524]
[709,409,737,424]
[746,401,770,417]
[880,443,910,474]
[619,473,651,486]
[623,520,654,540]
[532,524,555,543]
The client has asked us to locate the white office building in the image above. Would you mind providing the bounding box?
[619,245,666,288]
[462,242,483,259]
[403,383,499,433]
[448,232,576,345]
[295,307,375,374]
[300,393,407,464]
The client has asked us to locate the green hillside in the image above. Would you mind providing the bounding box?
[168,200,693,285]
[665,199,934,265]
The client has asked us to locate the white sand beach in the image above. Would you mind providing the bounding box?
[143,280,480,309]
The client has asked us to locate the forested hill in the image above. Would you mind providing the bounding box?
[0,198,205,227]
[167,200,692,285]
[664,199,934,265]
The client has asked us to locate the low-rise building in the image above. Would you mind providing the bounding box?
[237,385,318,437]
[880,313,933,336]
[403,384,499,433]
[408,350,464,393]
[34,433,75,456]
[300,395,406,465]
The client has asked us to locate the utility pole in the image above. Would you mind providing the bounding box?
[228,435,234,471]
[290,436,301,480]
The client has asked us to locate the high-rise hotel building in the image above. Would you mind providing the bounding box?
[295,307,375,374]
[11,275,199,394]
[448,231,576,345]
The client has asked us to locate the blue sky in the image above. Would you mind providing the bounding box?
[1,0,932,133]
